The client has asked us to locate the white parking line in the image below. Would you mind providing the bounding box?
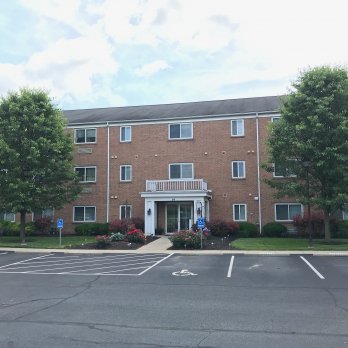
[0,252,8,255]
[227,256,234,278]
[138,253,173,275]
[0,254,52,269]
[300,256,325,279]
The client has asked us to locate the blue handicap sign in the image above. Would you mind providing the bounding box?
[57,218,64,229]
[197,217,205,229]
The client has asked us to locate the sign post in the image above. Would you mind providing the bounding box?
[57,218,64,247]
[197,217,205,249]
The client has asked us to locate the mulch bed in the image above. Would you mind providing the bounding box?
[169,235,236,250]
[65,236,159,250]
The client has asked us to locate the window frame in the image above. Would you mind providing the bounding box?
[120,205,132,219]
[272,117,281,123]
[168,123,193,140]
[74,128,97,144]
[231,161,246,179]
[231,119,245,137]
[169,163,194,180]
[274,203,303,222]
[2,212,15,222]
[233,204,247,221]
[343,204,348,220]
[120,165,132,182]
[75,166,97,183]
[120,126,132,142]
[73,206,96,222]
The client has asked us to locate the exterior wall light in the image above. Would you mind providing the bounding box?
[147,208,152,215]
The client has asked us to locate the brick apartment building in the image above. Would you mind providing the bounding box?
[48,94,307,235]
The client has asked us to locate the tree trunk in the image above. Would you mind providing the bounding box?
[20,210,26,244]
[324,210,331,241]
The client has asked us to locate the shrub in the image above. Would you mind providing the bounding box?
[109,232,125,241]
[25,222,36,236]
[155,227,164,235]
[262,222,287,237]
[0,221,20,236]
[95,235,111,248]
[75,223,109,236]
[236,222,259,238]
[333,221,348,238]
[34,216,52,234]
[108,219,128,234]
[130,217,144,231]
[206,219,239,237]
[293,212,339,238]
[126,229,145,244]
[170,230,201,249]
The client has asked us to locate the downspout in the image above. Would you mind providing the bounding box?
[106,122,110,223]
[256,114,262,234]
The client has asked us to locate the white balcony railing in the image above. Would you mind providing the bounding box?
[146,179,207,192]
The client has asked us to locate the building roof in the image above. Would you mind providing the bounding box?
[64,95,283,125]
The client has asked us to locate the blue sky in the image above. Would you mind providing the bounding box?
[1,0,347,110]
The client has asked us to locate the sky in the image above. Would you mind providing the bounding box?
[0,0,347,110]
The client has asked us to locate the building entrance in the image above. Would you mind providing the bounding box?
[166,203,193,233]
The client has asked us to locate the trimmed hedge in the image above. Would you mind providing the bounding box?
[0,221,34,236]
[262,222,287,237]
[236,222,259,238]
[333,221,348,238]
[206,219,239,237]
[75,223,109,236]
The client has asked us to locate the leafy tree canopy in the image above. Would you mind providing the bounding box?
[0,88,81,242]
[264,66,348,239]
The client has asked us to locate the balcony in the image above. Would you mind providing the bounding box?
[146,179,208,192]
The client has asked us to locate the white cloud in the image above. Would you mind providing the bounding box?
[134,60,171,77]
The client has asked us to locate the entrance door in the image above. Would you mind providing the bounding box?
[166,203,193,233]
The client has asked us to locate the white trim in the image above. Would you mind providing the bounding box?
[67,112,281,128]
[343,204,348,220]
[231,161,246,179]
[119,205,132,219]
[73,206,96,222]
[106,122,110,223]
[169,163,194,180]
[168,123,193,140]
[272,116,281,122]
[233,204,247,221]
[256,115,262,233]
[74,128,97,144]
[274,203,303,222]
[3,212,15,222]
[231,119,244,137]
[120,126,132,142]
[74,166,97,183]
[120,165,132,182]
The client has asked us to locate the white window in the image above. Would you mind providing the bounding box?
[233,204,247,221]
[169,123,193,140]
[120,126,131,142]
[74,128,96,144]
[75,166,96,183]
[120,165,132,182]
[275,203,302,221]
[273,163,296,178]
[120,205,132,219]
[2,212,15,222]
[232,161,245,179]
[73,206,96,222]
[169,163,193,179]
[231,119,244,136]
[32,209,54,221]
[272,117,281,122]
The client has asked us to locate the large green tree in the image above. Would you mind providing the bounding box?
[0,88,81,243]
[264,66,348,240]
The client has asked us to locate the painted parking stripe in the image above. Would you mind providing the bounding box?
[300,256,325,279]
[138,253,173,275]
[0,253,171,276]
[0,252,8,255]
[227,256,235,278]
[0,254,52,269]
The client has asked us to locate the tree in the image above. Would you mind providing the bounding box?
[264,66,348,240]
[0,88,81,243]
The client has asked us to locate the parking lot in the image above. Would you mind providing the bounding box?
[0,251,347,347]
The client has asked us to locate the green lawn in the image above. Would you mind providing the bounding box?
[0,236,95,249]
[231,238,348,251]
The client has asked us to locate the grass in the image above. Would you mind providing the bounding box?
[0,235,96,249]
[230,238,348,251]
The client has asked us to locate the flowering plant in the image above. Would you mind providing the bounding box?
[170,230,201,249]
[126,229,145,244]
[95,234,111,248]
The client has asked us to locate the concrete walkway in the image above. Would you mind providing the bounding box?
[1,235,348,255]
